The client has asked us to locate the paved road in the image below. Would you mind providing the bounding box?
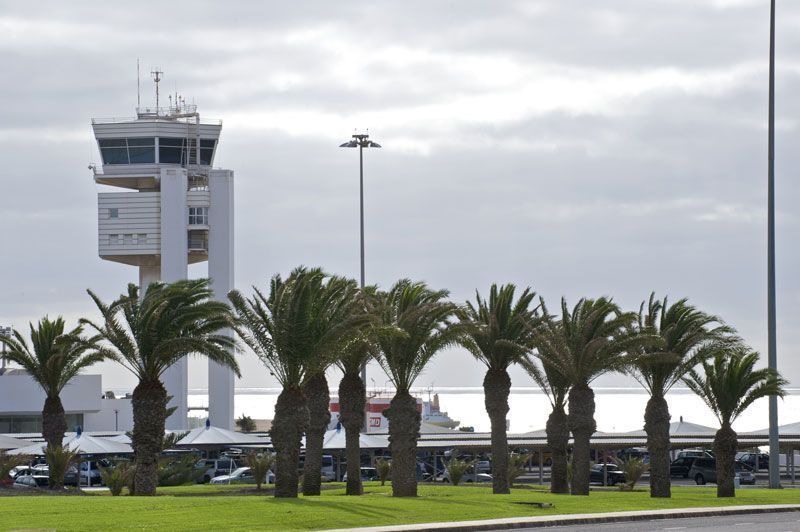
[506,511,800,531]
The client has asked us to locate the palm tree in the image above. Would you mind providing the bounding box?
[83,279,239,496]
[335,285,384,496]
[629,294,733,498]
[301,276,366,496]
[684,346,787,497]
[521,346,571,494]
[459,283,540,494]
[534,297,642,495]
[0,317,105,488]
[229,267,370,498]
[336,339,374,496]
[375,279,462,497]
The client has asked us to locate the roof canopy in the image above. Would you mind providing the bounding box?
[0,434,29,451]
[8,432,132,456]
[176,424,268,448]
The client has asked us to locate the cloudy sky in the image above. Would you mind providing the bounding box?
[1,0,798,393]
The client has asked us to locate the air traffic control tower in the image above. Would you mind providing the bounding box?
[90,82,235,430]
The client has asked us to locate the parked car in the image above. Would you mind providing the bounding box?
[475,460,492,474]
[437,466,492,483]
[195,458,242,483]
[13,465,79,487]
[78,460,108,486]
[737,452,769,470]
[209,466,274,485]
[589,463,626,486]
[670,456,698,478]
[676,449,714,459]
[342,467,379,482]
[689,458,756,485]
[297,454,338,481]
[13,475,47,489]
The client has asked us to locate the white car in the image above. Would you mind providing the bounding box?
[209,466,274,485]
[437,467,492,483]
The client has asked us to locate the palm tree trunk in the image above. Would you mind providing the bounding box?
[384,390,420,497]
[302,372,331,496]
[546,403,570,494]
[714,422,738,497]
[339,369,366,495]
[644,392,671,498]
[483,367,511,494]
[42,395,68,451]
[568,384,596,496]
[272,386,308,498]
[131,378,168,496]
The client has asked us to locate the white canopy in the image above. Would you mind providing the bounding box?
[8,432,132,456]
[0,434,29,451]
[742,421,800,437]
[620,419,718,438]
[176,423,268,448]
[105,434,132,444]
[319,429,388,450]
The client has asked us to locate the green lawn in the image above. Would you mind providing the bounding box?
[1,483,798,531]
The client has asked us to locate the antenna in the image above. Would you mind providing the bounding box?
[151,68,163,111]
[137,58,140,108]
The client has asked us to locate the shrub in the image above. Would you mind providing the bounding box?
[158,455,203,486]
[445,457,473,486]
[0,452,30,487]
[100,461,132,496]
[45,445,78,489]
[245,451,275,489]
[616,456,648,491]
[373,457,391,486]
[508,453,531,485]
[236,415,257,433]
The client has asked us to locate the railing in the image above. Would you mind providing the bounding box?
[91,115,222,125]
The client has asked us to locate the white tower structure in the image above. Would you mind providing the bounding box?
[91,83,235,430]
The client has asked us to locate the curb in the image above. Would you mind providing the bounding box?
[324,504,800,532]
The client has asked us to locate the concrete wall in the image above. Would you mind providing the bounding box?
[83,398,134,432]
[0,374,101,415]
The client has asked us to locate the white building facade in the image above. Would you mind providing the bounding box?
[91,102,235,430]
[0,371,133,434]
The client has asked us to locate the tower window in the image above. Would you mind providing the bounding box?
[109,208,118,219]
[159,137,216,166]
[189,207,209,225]
[98,138,155,165]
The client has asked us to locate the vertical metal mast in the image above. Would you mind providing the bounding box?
[151,68,163,111]
[767,0,780,490]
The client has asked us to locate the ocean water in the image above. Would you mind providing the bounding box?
[189,387,800,434]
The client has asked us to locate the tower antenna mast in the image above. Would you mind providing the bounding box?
[151,68,163,112]
[137,59,141,108]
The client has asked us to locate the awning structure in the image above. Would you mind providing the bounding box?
[741,421,800,438]
[0,434,29,451]
[321,429,388,451]
[175,423,269,449]
[7,432,133,456]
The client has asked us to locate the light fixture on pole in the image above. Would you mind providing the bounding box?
[767,0,780,490]
[340,132,381,386]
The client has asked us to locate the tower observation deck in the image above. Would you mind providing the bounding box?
[91,100,236,431]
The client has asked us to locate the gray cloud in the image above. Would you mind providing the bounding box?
[0,0,798,393]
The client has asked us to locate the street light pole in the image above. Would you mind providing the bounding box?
[340,132,381,386]
[359,141,365,289]
[767,0,780,490]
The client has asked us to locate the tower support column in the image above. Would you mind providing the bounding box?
[160,168,189,431]
[208,170,235,430]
